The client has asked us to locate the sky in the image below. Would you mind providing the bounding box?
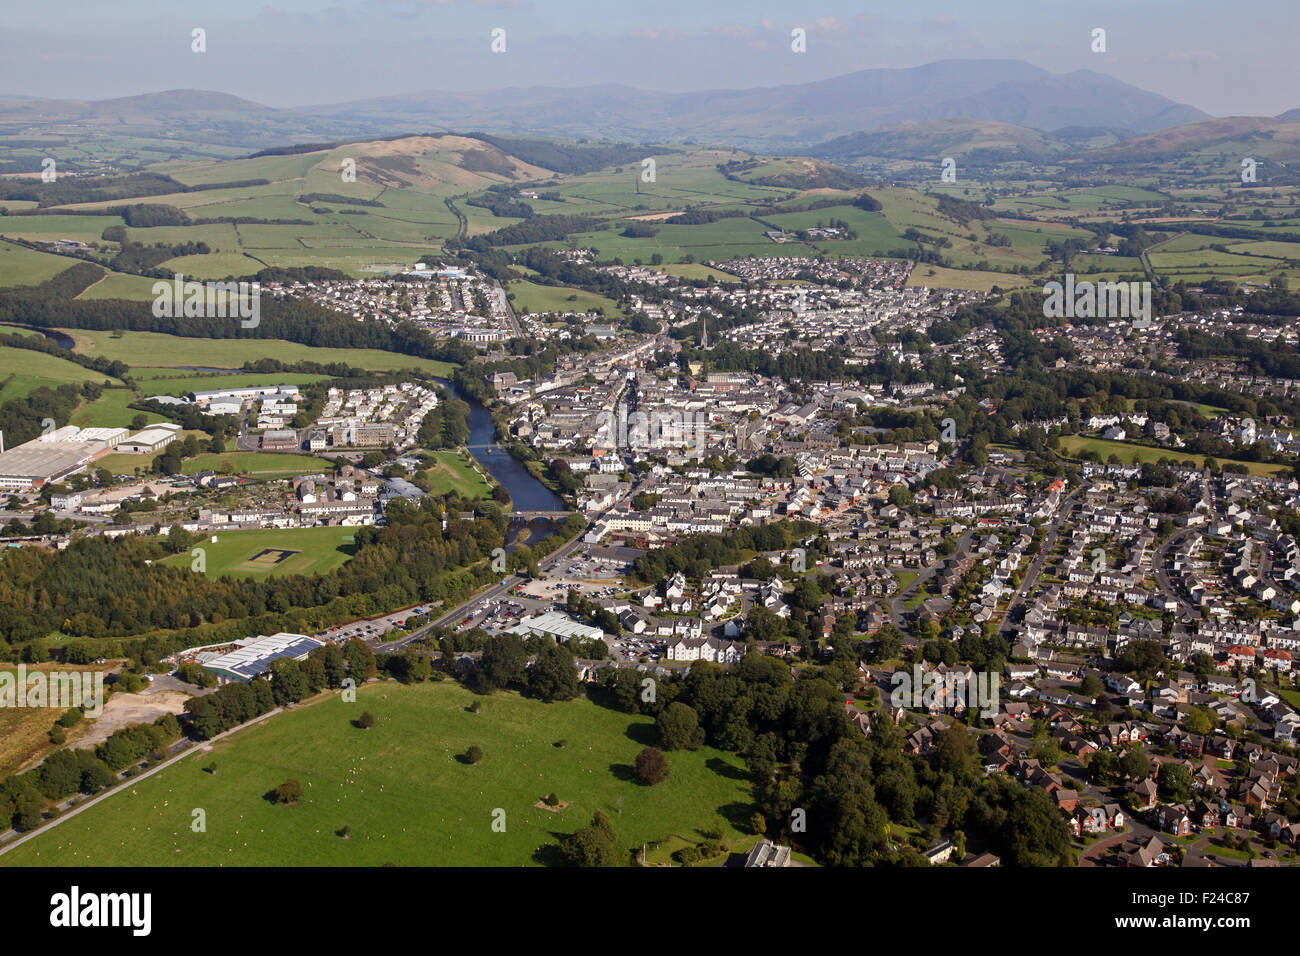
[0,0,1295,117]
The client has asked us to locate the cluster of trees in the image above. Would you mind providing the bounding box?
[0,712,183,832]
[469,634,579,703]
[416,397,471,449]
[0,499,508,664]
[184,639,374,739]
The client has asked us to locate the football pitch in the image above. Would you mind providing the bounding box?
[163,527,358,578]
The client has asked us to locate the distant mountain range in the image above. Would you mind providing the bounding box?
[0,59,1212,153]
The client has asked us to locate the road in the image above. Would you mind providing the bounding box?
[999,490,1081,636]
[493,279,521,338]
[888,527,976,623]
[372,521,590,652]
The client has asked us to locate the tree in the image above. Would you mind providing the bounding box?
[634,746,670,785]
[465,745,484,764]
[356,710,376,729]
[1119,747,1150,781]
[1158,763,1192,803]
[656,701,705,750]
[344,638,377,682]
[559,810,621,867]
[477,634,526,692]
[271,778,303,805]
[270,658,310,705]
[527,642,579,702]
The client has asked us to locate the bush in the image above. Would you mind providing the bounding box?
[271,778,303,805]
[634,746,670,785]
[465,745,484,765]
[544,792,560,807]
[355,710,376,729]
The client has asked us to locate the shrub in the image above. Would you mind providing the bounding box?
[271,778,303,805]
[634,746,670,785]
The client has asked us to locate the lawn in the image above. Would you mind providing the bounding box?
[1058,435,1288,477]
[160,526,358,579]
[2,681,755,866]
[424,449,493,500]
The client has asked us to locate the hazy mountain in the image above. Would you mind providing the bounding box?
[298,59,1207,150]
[1088,115,1300,162]
[0,59,1207,155]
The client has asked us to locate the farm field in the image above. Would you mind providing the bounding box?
[1,681,754,867]
[59,329,458,376]
[0,240,84,287]
[0,346,122,404]
[423,449,493,499]
[1057,435,1288,477]
[160,526,358,578]
[135,371,330,398]
[69,388,166,429]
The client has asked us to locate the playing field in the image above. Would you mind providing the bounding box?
[161,526,358,578]
[1,681,754,866]
[424,449,494,499]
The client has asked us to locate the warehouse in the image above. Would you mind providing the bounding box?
[116,423,182,454]
[199,632,327,684]
[506,611,605,644]
[0,433,106,491]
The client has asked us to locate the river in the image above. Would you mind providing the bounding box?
[46,331,565,523]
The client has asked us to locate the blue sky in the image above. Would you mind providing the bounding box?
[1,0,1295,116]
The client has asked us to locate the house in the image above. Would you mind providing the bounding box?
[1156,804,1192,837]
[1132,777,1159,809]
[1119,835,1174,867]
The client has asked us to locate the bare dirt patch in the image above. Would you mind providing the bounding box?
[67,686,191,754]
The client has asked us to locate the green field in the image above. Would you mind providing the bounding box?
[0,240,85,287]
[1059,435,1288,477]
[181,452,328,477]
[508,279,623,317]
[2,681,754,866]
[0,346,122,403]
[424,450,493,499]
[160,526,358,578]
[61,329,457,376]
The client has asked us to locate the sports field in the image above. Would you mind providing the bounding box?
[1,681,754,866]
[424,450,493,499]
[160,526,358,578]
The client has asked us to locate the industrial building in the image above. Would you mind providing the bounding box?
[0,426,127,491]
[116,423,182,454]
[199,632,327,684]
[506,611,605,644]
